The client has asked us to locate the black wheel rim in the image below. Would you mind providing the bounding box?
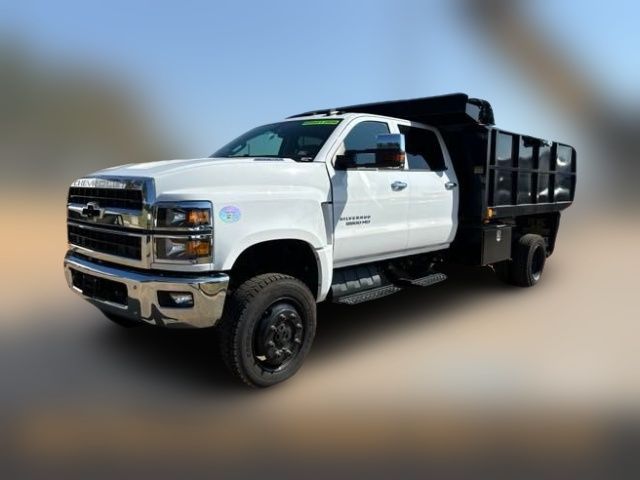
[253,299,304,372]
[531,246,545,281]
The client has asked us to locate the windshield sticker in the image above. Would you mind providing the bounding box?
[302,119,342,126]
[219,205,241,223]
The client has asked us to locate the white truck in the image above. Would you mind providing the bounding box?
[64,93,576,387]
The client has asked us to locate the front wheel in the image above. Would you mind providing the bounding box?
[217,273,317,388]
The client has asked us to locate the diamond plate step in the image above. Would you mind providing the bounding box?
[333,284,403,305]
[397,272,448,287]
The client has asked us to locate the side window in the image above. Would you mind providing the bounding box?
[399,125,446,171]
[343,121,389,166]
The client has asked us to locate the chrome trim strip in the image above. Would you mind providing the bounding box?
[67,221,148,237]
[148,261,216,273]
[72,178,142,189]
[64,252,229,328]
[68,204,150,230]
[68,243,152,269]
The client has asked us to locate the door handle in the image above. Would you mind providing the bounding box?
[445,181,458,190]
[391,181,408,191]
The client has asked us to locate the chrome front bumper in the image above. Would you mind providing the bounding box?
[64,252,229,328]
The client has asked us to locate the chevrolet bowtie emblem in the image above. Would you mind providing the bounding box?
[81,202,103,219]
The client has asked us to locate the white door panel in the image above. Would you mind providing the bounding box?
[332,169,409,265]
[393,122,459,251]
[406,170,458,249]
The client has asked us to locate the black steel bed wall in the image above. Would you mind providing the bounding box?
[487,129,576,218]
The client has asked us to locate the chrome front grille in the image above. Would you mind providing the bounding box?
[68,224,142,260]
[68,187,143,211]
[67,176,155,267]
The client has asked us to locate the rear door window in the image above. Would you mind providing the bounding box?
[399,125,446,171]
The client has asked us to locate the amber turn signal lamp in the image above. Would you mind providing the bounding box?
[187,209,210,226]
[186,240,211,257]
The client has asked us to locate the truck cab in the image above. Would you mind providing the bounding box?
[64,93,576,387]
[325,113,459,267]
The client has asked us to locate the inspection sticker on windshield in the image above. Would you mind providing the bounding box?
[302,119,341,126]
[219,205,241,223]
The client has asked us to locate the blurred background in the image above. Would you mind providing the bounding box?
[1,0,639,478]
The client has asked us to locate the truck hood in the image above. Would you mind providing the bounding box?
[91,157,331,204]
[96,157,261,177]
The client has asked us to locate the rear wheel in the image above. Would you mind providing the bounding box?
[217,273,316,388]
[494,233,547,287]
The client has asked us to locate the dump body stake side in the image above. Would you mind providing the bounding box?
[64,93,576,387]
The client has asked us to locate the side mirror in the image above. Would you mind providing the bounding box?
[375,133,406,168]
[334,133,406,170]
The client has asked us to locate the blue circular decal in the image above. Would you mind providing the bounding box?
[219,205,241,223]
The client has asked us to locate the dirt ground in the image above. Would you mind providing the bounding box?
[2,193,639,477]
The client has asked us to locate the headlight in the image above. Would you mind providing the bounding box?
[155,236,212,263]
[155,202,212,230]
[153,201,213,264]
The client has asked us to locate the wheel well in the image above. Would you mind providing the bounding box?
[514,212,561,255]
[229,240,319,297]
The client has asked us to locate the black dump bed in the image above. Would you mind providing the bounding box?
[292,93,577,224]
[440,122,576,224]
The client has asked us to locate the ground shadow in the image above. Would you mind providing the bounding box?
[100,323,239,391]
[312,263,510,358]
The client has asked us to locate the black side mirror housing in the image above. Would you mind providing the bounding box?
[334,153,353,170]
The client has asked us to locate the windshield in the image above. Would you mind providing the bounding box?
[211,119,341,161]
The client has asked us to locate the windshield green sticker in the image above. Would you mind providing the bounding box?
[302,119,342,126]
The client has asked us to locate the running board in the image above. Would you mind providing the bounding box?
[333,284,403,305]
[396,272,448,288]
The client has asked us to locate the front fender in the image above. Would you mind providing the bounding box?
[212,193,330,269]
[219,228,326,271]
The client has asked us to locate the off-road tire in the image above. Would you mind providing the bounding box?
[217,273,317,388]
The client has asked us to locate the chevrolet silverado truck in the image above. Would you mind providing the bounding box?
[64,93,576,387]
